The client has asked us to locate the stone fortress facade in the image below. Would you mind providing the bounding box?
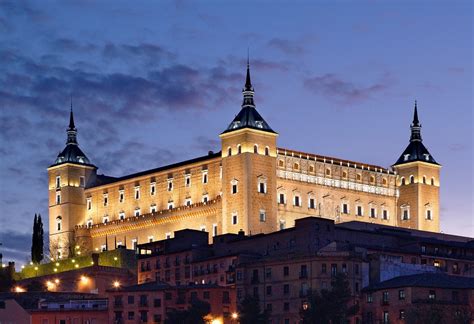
[48,63,441,258]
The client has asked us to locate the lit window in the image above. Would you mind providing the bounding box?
[119,190,124,203]
[134,186,140,200]
[103,193,108,206]
[103,215,109,224]
[55,176,61,188]
[308,197,315,209]
[101,244,106,252]
[254,144,258,154]
[265,146,270,156]
[259,210,266,222]
[134,209,140,217]
[399,289,405,300]
[56,216,62,231]
[150,182,156,196]
[150,205,157,213]
[202,195,209,203]
[185,174,191,187]
[202,171,208,184]
[212,224,218,237]
[79,176,85,187]
[119,211,125,220]
[232,212,238,225]
[428,290,436,300]
[167,179,173,191]
[294,195,301,207]
[56,192,61,205]
[86,198,92,210]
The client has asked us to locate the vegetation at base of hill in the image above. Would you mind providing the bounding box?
[165,299,211,324]
[238,295,270,324]
[31,214,44,264]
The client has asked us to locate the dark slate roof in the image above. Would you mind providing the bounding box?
[222,106,276,134]
[394,140,438,166]
[364,273,474,291]
[53,144,93,167]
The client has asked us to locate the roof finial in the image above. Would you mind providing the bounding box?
[410,100,422,142]
[413,100,420,126]
[68,95,76,131]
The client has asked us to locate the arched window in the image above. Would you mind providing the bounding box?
[56,216,62,231]
[342,171,348,179]
[382,178,387,185]
[254,144,258,154]
[294,162,300,171]
[370,176,375,184]
[325,168,331,176]
[431,177,435,186]
[309,165,315,173]
[356,174,362,181]
[401,177,406,185]
[423,176,426,184]
[227,147,232,156]
[410,175,415,184]
[265,146,270,156]
[278,160,284,167]
[86,219,93,228]
[237,144,242,154]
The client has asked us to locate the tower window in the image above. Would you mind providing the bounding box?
[56,216,62,231]
[431,177,435,186]
[426,210,432,220]
[119,190,124,203]
[150,182,156,195]
[265,146,270,156]
[134,187,140,200]
[254,144,258,154]
[167,179,173,191]
[259,210,266,222]
[231,180,238,194]
[103,193,108,206]
[86,198,92,210]
[79,176,85,187]
[228,147,232,156]
[185,173,191,187]
[202,171,208,184]
[423,176,427,184]
[55,176,61,188]
[410,175,414,184]
[309,197,315,209]
[279,193,286,204]
[232,212,238,225]
[56,192,61,205]
[237,144,242,154]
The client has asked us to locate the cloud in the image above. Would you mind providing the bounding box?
[303,73,391,104]
[268,38,306,55]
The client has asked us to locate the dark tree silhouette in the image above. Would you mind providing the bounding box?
[165,299,211,324]
[300,273,359,324]
[31,214,44,264]
[238,295,269,324]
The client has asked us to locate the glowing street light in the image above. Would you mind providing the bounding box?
[54,279,60,284]
[211,319,222,324]
[113,281,121,288]
[80,275,89,283]
[231,313,238,319]
[14,286,25,293]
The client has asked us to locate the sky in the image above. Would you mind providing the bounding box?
[0,0,472,266]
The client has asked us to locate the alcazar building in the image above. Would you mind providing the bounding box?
[48,63,441,258]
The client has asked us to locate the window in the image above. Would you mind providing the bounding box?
[203,291,210,299]
[200,225,206,232]
[356,173,362,181]
[79,176,85,187]
[134,186,140,200]
[284,302,289,311]
[382,291,389,303]
[154,298,161,307]
[431,177,435,186]
[55,176,61,188]
[167,179,173,191]
[429,290,436,300]
[185,198,192,206]
[237,144,242,154]
[168,201,174,210]
[331,264,337,277]
[382,209,388,220]
[202,171,208,184]
[150,183,156,195]
[128,295,135,304]
[56,216,62,231]
[399,310,405,320]
[294,195,301,207]
[165,233,171,239]
[259,210,266,222]
[134,209,140,217]
[119,190,124,203]
[399,289,405,300]
[148,236,154,243]
[87,198,92,210]
[356,205,363,216]
[342,203,348,214]
[56,192,61,205]
[150,205,157,213]
[185,174,191,187]
[383,311,389,324]
[370,175,375,183]
[370,207,376,218]
[279,193,286,204]
[426,209,432,220]
[266,285,272,296]
[103,193,108,206]
[342,170,347,178]
[202,195,208,203]
[325,168,331,176]
[410,175,414,184]
[228,147,232,156]
[86,219,92,228]
[265,146,269,156]
[128,311,135,320]
[309,197,315,209]
[367,293,373,303]
[231,180,238,194]
[254,144,258,154]
[132,239,137,251]
[293,162,299,170]
[258,178,267,193]
[423,176,427,184]
[101,244,107,252]
[119,211,125,220]
[232,212,238,225]
[283,266,289,276]
[382,177,388,185]
[401,177,406,185]
[278,159,284,167]
[402,207,410,220]
[265,268,272,279]
[103,215,109,224]
[321,263,327,274]
[213,224,218,237]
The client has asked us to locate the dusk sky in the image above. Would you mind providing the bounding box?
[0,0,472,265]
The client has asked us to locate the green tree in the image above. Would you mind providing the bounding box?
[31,214,44,264]
[238,295,269,324]
[165,299,211,324]
[300,273,359,324]
[37,214,44,262]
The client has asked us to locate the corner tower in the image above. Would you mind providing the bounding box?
[220,62,278,235]
[48,105,96,259]
[393,102,441,232]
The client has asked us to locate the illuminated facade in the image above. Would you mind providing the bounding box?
[48,63,440,258]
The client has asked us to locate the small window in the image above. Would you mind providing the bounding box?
[119,211,125,220]
[150,183,156,195]
[87,198,92,210]
[342,171,347,179]
[103,193,108,206]
[410,175,414,184]
[399,289,405,300]
[202,195,208,203]
[401,177,406,185]
[212,224,218,237]
[325,168,331,176]
[309,165,315,173]
[228,147,232,156]
[56,216,62,231]
[426,210,432,220]
[200,225,206,232]
[423,176,427,184]
[56,192,61,205]
[103,215,109,224]
[265,146,269,156]
[428,290,436,300]
[202,171,208,184]
[259,210,266,222]
[258,179,267,194]
[185,198,192,206]
[148,236,154,242]
[55,176,61,188]
[165,233,171,239]
[232,213,238,225]
[294,195,301,207]
[382,178,387,185]
[167,179,173,191]
[232,182,238,194]
[185,174,191,187]
[342,203,348,214]
[150,205,157,213]
[168,202,174,210]
[119,190,124,203]
[293,162,299,171]
[134,209,140,217]
[254,144,258,154]
[356,174,362,181]
[134,187,140,200]
[431,177,435,186]
[278,160,284,167]
[86,219,93,228]
[237,144,242,154]
[402,208,410,220]
[370,175,375,184]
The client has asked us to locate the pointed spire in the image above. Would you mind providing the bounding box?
[66,98,78,145]
[410,100,422,142]
[68,97,76,130]
[242,55,255,107]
